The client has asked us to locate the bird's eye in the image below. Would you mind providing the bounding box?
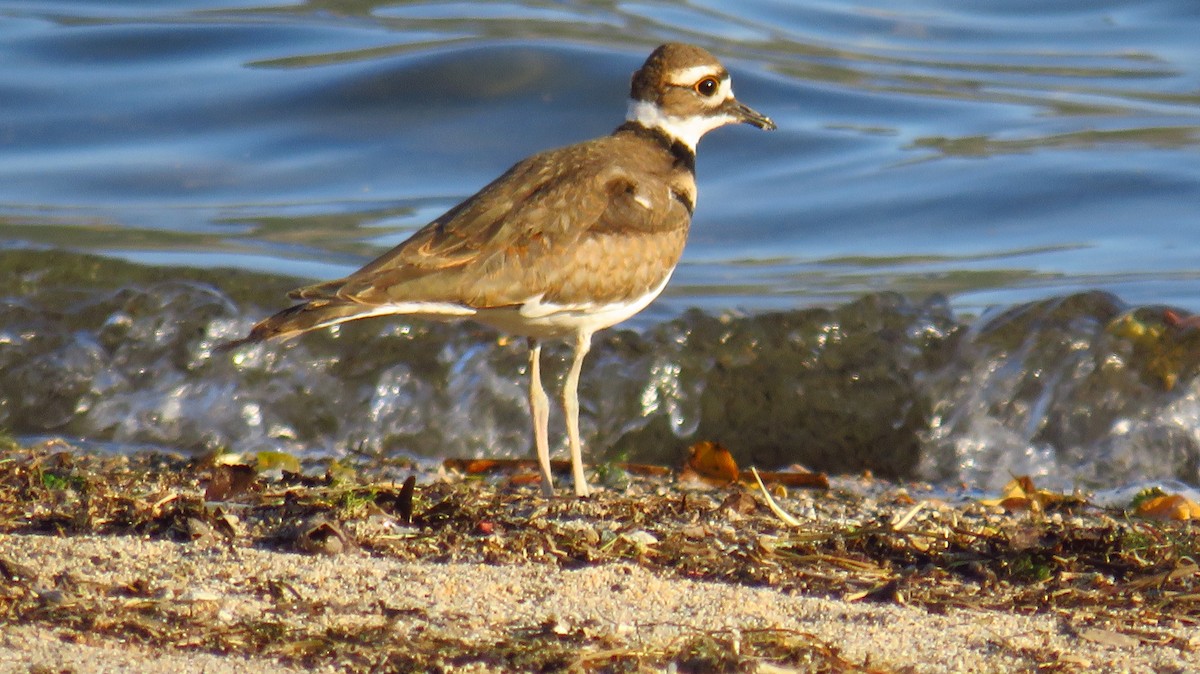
[694,77,720,97]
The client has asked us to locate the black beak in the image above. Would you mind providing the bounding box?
[724,99,776,131]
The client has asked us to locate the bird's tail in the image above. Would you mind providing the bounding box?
[217,300,369,352]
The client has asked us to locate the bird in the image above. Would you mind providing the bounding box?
[225,43,775,497]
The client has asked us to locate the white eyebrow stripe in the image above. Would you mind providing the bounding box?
[666,64,725,86]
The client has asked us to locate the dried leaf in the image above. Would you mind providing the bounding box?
[1135,494,1200,521]
[506,472,546,488]
[398,475,416,523]
[746,468,829,490]
[614,463,672,477]
[204,464,258,502]
[445,458,510,473]
[372,476,417,523]
[980,475,1080,512]
[444,458,561,474]
[848,578,905,605]
[255,450,301,474]
[681,441,739,486]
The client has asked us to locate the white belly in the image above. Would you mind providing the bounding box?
[471,272,673,339]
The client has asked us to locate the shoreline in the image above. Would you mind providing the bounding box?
[1,445,1198,672]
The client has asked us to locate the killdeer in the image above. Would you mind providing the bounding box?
[226,43,774,497]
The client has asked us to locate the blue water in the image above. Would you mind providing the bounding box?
[2,0,1198,320]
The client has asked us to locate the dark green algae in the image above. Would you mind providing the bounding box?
[0,248,302,310]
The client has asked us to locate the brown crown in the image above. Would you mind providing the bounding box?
[629,43,725,103]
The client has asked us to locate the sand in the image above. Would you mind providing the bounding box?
[2,532,1197,673]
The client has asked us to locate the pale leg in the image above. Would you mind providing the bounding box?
[562,330,593,497]
[527,339,554,497]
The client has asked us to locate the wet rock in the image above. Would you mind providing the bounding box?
[604,293,960,479]
[920,292,1200,488]
[3,250,1200,487]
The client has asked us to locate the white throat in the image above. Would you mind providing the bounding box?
[625,99,736,152]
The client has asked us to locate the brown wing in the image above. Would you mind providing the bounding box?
[290,135,687,309]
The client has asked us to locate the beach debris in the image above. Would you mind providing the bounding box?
[1132,490,1200,521]
[749,468,829,490]
[443,450,828,492]
[684,441,830,490]
[373,475,416,523]
[978,475,1084,512]
[184,516,217,544]
[292,515,351,555]
[2,439,1200,673]
[1071,625,1142,649]
[680,440,739,487]
[720,490,760,516]
[751,467,804,527]
[889,500,927,532]
[0,555,37,585]
[253,450,302,475]
[203,462,258,502]
[621,530,659,551]
[443,457,672,478]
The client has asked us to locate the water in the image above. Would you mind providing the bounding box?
[2,1,1200,489]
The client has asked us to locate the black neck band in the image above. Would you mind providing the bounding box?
[614,121,697,174]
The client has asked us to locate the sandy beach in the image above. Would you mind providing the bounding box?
[3,533,1198,674]
[1,446,1198,672]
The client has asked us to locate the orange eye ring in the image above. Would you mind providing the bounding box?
[694,77,720,97]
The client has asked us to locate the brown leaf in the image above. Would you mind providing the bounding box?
[682,441,739,486]
[204,463,258,502]
[373,477,417,523]
[980,475,1081,512]
[615,463,673,477]
[1135,494,1200,521]
[444,458,566,474]
[746,468,829,490]
[397,475,416,523]
[506,472,547,488]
